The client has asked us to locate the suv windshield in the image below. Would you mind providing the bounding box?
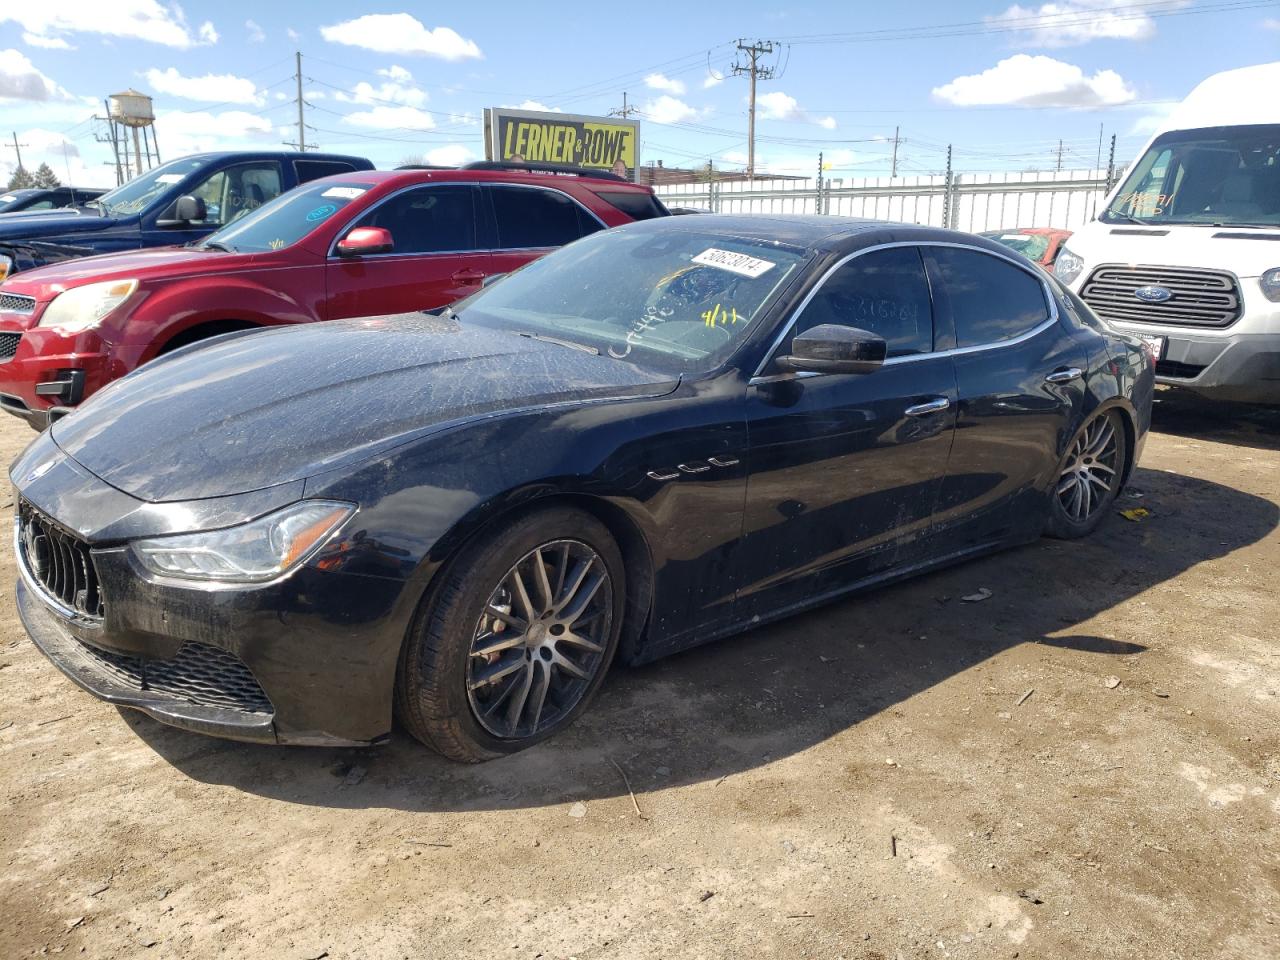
[95,157,211,217]
[1103,124,1280,227]
[199,181,374,253]
[458,226,807,374]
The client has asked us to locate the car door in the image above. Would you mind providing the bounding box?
[482,184,605,279]
[325,183,492,319]
[736,245,958,619]
[147,161,285,248]
[923,244,1088,550]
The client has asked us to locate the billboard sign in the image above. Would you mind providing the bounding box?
[485,108,639,179]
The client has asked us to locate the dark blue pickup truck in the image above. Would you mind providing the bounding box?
[0,151,372,278]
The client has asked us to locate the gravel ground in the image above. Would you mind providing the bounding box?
[1,390,1277,960]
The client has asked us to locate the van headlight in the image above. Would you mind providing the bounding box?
[1261,268,1280,303]
[1054,247,1085,286]
[38,279,138,333]
[133,501,355,584]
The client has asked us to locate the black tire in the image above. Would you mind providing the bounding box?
[394,505,625,762]
[1045,409,1128,540]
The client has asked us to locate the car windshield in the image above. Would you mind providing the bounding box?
[95,157,211,216]
[199,181,374,253]
[457,226,807,374]
[0,190,36,213]
[1102,124,1280,227]
[984,232,1051,261]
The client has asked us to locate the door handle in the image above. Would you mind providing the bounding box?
[451,269,486,284]
[904,397,951,417]
[1045,367,1083,384]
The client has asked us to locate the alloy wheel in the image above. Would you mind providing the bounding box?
[1056,415,1119,524]
[465,539,613,739]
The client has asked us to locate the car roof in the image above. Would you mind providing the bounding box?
[616,213,1017,256]
[303,167,658,192]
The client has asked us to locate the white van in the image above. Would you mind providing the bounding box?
[1055,62,1280,404]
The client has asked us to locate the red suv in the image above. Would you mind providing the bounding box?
[0,162,668,427]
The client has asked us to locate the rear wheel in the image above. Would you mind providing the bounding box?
[395,506,624,762]
[1045,409,1127,539]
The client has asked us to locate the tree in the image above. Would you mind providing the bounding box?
[6,167,35,190]
[32,163,60,188]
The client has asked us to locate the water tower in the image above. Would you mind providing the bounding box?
[104,89,161,184]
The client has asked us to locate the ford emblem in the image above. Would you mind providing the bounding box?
[1134,285,1173,303]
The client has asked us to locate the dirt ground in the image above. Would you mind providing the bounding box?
[1,390,1277,960]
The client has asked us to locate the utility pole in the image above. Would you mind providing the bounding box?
[731,39,777,181]
[1056,139,1064,173]
[610,92,637,119]
[891,125,900,178]
[1095,123,1104,173]
[816,151,823,216]
[7,132,28,173]
[1106,133,1117,191]
[295,51,306,153]
[943,144,953,229]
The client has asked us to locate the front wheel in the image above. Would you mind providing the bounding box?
[1044,409,1128,540]
[395,506,625,762]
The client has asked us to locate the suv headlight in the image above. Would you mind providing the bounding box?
[38,279,138,333]
[0,253,12,282]
[1054,247,1085,286]
[1261,268,1280,303]
[133,500,355,584]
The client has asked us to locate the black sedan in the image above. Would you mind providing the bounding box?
[11,215,1154,760]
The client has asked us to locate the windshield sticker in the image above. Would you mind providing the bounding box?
[306,203,338,222]
[268,238,286,250]
[1000,234,1025,240]
[691,248,776,279]
[701,303,742,327]
[321,186,367,200]
[155,174,185,184]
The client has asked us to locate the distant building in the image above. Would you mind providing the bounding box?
[637,160,806,186]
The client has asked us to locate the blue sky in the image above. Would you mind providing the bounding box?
[0,1,1277,187]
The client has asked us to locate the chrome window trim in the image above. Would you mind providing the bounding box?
[325,180,607,260]
[749,239,1060,383]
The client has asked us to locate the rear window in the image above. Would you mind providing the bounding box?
[594,190,670,221]
[295,160,360,184]
[489,185,601,248]
[929,247,1050,347]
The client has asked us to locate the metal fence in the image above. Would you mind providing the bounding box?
[655,167,1122,233]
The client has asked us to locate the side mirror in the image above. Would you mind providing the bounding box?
[777,323,886,375]
[158,195,206,226]
[336,226,393,257]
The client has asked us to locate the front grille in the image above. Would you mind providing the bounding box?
[17,500,105,619]
[0,331,21,361]
[0,293,36,314]
[75,639,274,715]
[1156,359,1207,379]
[1081,264,1243,328]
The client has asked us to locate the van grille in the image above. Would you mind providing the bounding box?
[16,500,105,619]
[0,293,36,314]
[1080,264,1242,328]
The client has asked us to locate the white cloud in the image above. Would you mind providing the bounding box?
[643,95,698,125]
[1127,100,1177,138]
[144,67,261,105]
[703,72,724,89]
[334,65,427,108]
[502,100,561,113]
[818,115,837,130]
[757,90,802,121]
[153,109,273,155]
[446,111,479,127]
[23,32,73,50]
[342,105,437,131]
[0,49,72,101]
[286,27,300,42]
[987,0,1183,47]
[320,14,481,60]
[425,144,474,166]
[1,3,219,49]
[932,54,1136,108]
[644,72,685,95]
[245,19,265,44]
[0,127,103,186]
[1263,17,1280,30]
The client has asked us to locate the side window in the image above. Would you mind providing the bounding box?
[489,186,602,249]
[790,246,933,358]
[929,247,1050,347]
[27,200,56,210]
[295,160,358,183]
[353,185,476,254]
[187,162,283,226]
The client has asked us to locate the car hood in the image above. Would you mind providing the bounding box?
[51,314,679,503]
[1067,223,1280,279]
[2,245,249,300]
[0,208,122,238]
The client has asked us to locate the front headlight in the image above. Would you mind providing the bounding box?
[38,279,138,333]
[1054,247,1085,286]
[1261,267,1280,303]
[133,500,355,584]
[0,253,12,282]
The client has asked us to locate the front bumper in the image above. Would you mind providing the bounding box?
[1117,330,1280,405]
